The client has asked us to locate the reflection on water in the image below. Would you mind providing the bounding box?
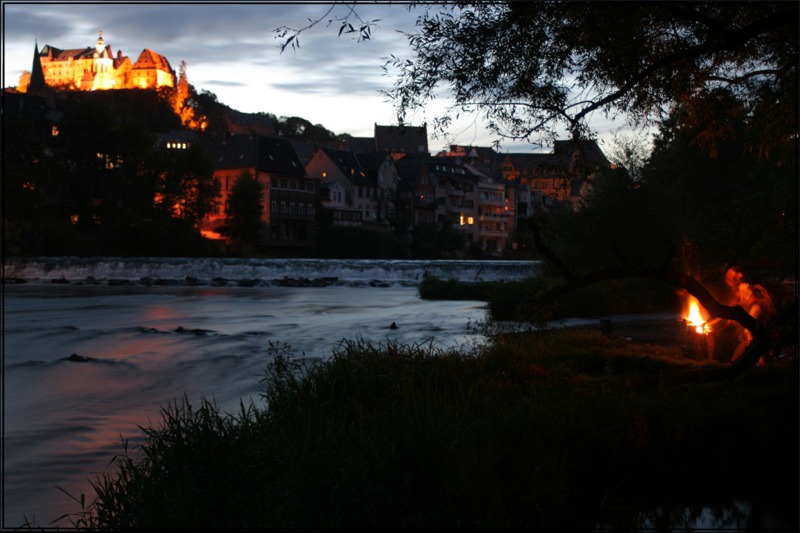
[3,284,489,527]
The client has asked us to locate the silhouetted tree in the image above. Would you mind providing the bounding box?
[152,142,219,230]
[380,2,797,158]
[224,170,264,251]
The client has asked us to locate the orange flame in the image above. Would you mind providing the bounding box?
[684,295,710,334]
[724,267,776,322]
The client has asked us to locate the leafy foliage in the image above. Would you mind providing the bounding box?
[535,87,796,279]
[383,1,797,153]
[223,170,264,251]
[274,2,380,53]
[3,90,219,256]
[274,116,342,145]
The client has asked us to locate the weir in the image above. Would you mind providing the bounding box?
[2,257,541,286]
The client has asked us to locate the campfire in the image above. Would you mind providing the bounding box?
[682,295,712,359]
[681,267,776,362]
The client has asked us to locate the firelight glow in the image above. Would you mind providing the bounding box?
[684,296,709,335]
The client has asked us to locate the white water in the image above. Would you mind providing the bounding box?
[2,258,538,527]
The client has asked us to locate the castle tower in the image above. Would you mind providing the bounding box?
[95,30,107,57]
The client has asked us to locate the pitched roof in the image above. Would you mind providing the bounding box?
[553,140,610,167]
[213,135,305,176]
[354,151,391,172]
[504,140,610,175]
[28,42,47,96]
[289,140,318,166]
[319,146,364,179]
[374,124,428,154]
[133,49,173,72]
[345,136,375,153]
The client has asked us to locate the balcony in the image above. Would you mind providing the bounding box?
[479,228,507,238]
[478,213,509,222]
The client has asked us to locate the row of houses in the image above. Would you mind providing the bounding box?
[162,124,611,256]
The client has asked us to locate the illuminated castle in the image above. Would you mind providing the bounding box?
[26,31,175,92]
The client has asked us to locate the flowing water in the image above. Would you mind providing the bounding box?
[4,258,792,530]
[2,257,538,527]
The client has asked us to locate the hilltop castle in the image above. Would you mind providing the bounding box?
[22,31,175,93]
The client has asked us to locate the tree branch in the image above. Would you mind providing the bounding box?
[528,221,769,362]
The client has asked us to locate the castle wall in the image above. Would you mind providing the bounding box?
[36,34,173,91]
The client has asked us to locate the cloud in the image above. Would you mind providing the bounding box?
[3,2,626,153]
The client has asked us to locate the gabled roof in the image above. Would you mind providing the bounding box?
[133,49,173,72]
[431,156,478,180]
[289,140,318,166]
[505,153,550,171]
[352,152,391,187]
[345,137,376,153]
[374,124,428,154]
[213,135,305,176]
[356,152,397,185]
[53,47,94,60]
[553,140,610,167]
[319,146,364,179]
[354,151,393,173]
[504,140,610,174]
[256,136,306,176]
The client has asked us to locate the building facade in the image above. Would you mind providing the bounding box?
[31,32,174,92]
[203,134,316,251]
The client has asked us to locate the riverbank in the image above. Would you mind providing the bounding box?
[64,329,798,530]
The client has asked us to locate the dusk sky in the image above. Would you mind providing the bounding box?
[3,1,638,154]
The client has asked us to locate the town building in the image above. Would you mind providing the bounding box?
[502,140,610,211]
[305,147,365,227]
[346,124,429,161]
[203,134,315,252]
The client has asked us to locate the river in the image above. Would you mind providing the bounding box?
[2,257,538,527]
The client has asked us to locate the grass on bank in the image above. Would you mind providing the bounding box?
[64,329,798,530]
